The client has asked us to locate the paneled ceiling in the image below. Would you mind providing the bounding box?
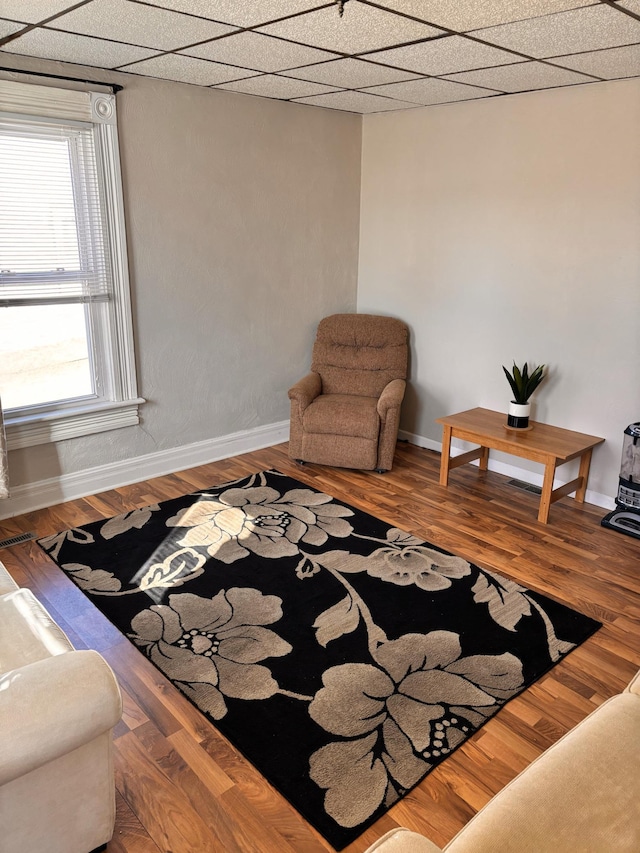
[1,1,640,113]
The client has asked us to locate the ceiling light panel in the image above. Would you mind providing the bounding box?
[0,0,87,23]
[217,74,338,100]
[372,0,594,32]
[121,53,260,85]
[139,0,328,28]
[285,57,422,88]
[183,31,339,72]
[362,77,495,105]
[557,43,640,79]
[293,89,419,112]
[2,26,157,67]
[366,35,524,76]
[256,1,443,55]
[444,61,596,93]
[51,0,236,50]
[475,5,640,58]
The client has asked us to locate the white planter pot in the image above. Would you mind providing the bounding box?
[507,401,531,429]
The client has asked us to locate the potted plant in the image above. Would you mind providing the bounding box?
[502,362,546,429]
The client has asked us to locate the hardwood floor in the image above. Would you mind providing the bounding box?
[2,441,638,852]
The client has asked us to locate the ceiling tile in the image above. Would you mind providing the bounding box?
[0,1,81,24]
[362,77,495,105]
[1,26,158,67]
[556,43,640,79]
[51,0,235,50]
[139,0,327,28]
[371,0,593,32]
[122,52,260,84]
[1,0,638,112]
[256,1,443,54]
[366,35,524,76]
[475,5,640,58]
[293,89,420,112]
[445,61,596,93]
[617,0,640,14]
[285,57,422,88]
[0,18,26,38]
[183,31,339,72]
[216,74,338,100]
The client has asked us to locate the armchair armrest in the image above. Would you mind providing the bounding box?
[288,372,322,412]
[0,649,122,786]
[377,379,407,422]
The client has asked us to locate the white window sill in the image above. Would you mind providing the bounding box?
[5,398,145,450]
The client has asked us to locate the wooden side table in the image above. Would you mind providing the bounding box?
[436,407,605,523]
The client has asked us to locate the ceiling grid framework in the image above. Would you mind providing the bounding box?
[0,0,640,112]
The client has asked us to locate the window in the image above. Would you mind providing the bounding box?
[0,79,142,450]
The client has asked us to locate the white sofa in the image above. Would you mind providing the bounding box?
[365,671,640,853]
[0,561,123,853]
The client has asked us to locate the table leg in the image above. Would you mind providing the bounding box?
[439,425,452,486]
[539,458,557,524]
[479,445,489,471]
[575,448,593,503]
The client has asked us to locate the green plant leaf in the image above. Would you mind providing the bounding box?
[502,365,519,401]
[503,362,546,403]
[513,362,522,390]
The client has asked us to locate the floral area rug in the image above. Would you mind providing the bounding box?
[37,469,600,850]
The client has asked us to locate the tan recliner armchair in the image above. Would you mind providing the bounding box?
[288,313,409,472]
[0,563,122,853]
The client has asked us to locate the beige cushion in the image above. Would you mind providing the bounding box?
[312,314,408,398]
[303,394,380,438]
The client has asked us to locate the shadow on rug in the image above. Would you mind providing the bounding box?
[37,469,600,850]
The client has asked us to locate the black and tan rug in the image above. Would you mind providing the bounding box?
[37,469,600,849]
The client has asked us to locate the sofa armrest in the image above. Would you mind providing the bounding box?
[443,691,640,853]
[0,649,122,786]
[288,372,322,412]
[0,560,19,595]
[625,670,640,695]
[377,379,407,422]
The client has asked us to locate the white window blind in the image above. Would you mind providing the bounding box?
[0,79,142,451]
[0,116,112,307]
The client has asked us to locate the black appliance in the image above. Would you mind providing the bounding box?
[601,422,640,539]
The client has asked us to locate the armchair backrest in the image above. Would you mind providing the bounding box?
[311,314,408,397]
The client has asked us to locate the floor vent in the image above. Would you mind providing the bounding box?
[508,479,542,495]
[0,531,37,550]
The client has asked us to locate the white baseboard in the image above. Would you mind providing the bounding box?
[1,421,614,521]
[398,429,615,511]
[0,420,289,520]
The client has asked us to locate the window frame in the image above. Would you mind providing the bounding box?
[0,79,143,451]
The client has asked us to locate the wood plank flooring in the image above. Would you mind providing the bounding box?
[1,441,638,852]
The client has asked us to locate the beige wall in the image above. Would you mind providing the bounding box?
[1,55,361,487]
[358,78,640,502]
[4,54,639,505]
